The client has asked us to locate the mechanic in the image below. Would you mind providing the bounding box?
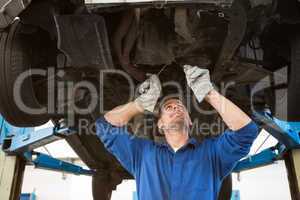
[95,65,260,200]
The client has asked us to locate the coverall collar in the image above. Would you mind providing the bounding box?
[157,137,198,153]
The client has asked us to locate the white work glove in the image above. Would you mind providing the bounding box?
[183,65,214,103]
[135,74,162,112]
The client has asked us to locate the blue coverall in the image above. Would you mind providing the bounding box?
[96,117,259,200]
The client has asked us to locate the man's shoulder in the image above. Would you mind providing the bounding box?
[198,136,219,149]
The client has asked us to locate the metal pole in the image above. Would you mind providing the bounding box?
[0,148,25,200]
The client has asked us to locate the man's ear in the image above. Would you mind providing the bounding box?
[157,118,163,129]
[157,118,165,134]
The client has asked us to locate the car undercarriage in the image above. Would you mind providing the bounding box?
[0,0,299,199]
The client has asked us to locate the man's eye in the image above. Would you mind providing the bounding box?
[165,105,172,111]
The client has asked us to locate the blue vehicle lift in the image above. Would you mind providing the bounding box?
[233,111,300,173]
[0,116,95,177]
[23,151,95,176]
[1,110,299,175]
[1,110,300,200]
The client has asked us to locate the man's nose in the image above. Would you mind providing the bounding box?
[171,105,181,112]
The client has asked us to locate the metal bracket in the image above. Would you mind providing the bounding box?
[0,0,32,29]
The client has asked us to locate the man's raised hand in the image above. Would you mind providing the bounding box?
[135,74,162,112]
[183,65,214,103]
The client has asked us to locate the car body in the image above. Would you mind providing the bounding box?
[0,0,299,199]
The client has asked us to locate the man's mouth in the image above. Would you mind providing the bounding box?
[171,112,183,118]
[170,112,185,122]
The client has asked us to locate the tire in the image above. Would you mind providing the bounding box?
[0,20,49,127]
[92,175,113,200]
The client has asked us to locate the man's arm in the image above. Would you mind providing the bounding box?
[204,89,251,131]
[104,101,143,127]
[204,91,259,179]
[96,116,150,177]
[183,65,254,130]
[96,74,161,176]
[183,65,260,179]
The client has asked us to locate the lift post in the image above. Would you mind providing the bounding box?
[0,116,28,200]
[285,148,300,200]
[0,148,25,200]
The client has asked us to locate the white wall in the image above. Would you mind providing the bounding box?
[22,166,93,200]
[21,157,291,200]
[233,161,291,200]
[111,180,136,200]
[22,166,137,200]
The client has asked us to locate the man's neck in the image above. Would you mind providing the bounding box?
[164,130,189,152]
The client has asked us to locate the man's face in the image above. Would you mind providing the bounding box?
[158,98,192,132]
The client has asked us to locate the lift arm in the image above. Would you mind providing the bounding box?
[24,151,95,176]
[233,111,300,173]
[0,116,94,176]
